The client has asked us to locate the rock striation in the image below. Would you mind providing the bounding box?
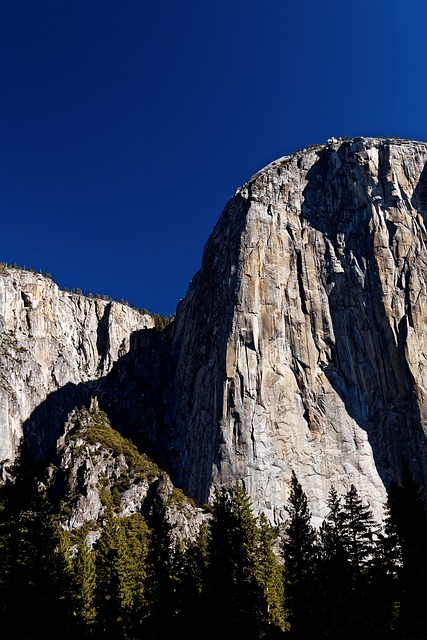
[0,268,154,470]
[168,137,427,522]
[46,400,202,543]
[2,137,427,524]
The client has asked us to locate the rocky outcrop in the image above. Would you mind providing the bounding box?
[0,268,154,468]
[48,400,203,542]
[168,138,427,523]
[3,138,427,525]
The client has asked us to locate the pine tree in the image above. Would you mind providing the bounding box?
[95,509,142,638]
[368,497,402,635]
[52,527,80,637]
[73,535,97,629]
[387,468,427,635]
[318,485,382,639]
[319,487,343,559]
[255,513,287,635]
[318,487,351,635]
[120,512,149,624]
[143,491,177,637]
[281,471,318,639]
[209,483,253,636]
[207,482,286,639]
[186,521,210,597]
[0,441,64,639]
[172,522,211,639]
[339,484,378,574]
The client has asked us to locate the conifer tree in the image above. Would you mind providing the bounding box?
[318,487,351,635]
[387,468,427,635]
[256,512,287,634]
[368,497,402,634]
[339,484,378,574]
[0,441,63,639]
[73,535,97,629]
[120,512,149,618]
[282,471,318,639]
[52,527,80,637]
[186,521,210,597]
[95,509,139,638]
[144,491,177,636]
[208,482,286,639]
[209,482,258,637]
[172,521,211,638]
[319,485,382,639]
[319,487,344,560]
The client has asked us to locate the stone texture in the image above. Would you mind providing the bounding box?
[0,268,154,470]
[49,401,203,542]
[168,138,427,523]
[3,137,427,526]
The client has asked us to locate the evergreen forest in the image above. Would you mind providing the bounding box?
[1,446,427,640]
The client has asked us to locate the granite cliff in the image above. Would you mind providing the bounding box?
[167,136,427,522]
[2,137,427,524]
[0,269,154,469]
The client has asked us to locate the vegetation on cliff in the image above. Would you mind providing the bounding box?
[1,438,427,639]
[64,404,160,482]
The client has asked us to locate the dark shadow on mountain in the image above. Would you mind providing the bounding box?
[23,326,174,481]
[23,194,251,505]
[159,192,252,502]
[411,159,427,223]
[301,142,427,491]
[23,381,96,459]
[96,301,112,367]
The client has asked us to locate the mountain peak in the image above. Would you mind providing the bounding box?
[2,138,427,524]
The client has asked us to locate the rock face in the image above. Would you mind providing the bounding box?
[168,137,427,522]
[48,400,203,543]
[0,268,154,469]
[2,137,427,524]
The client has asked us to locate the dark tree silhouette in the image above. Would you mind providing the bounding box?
[387,467,427,636]
[282,471,319,639]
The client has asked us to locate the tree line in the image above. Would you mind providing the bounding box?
[1,445,427,639]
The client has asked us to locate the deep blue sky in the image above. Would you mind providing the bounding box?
[0,0,425,315]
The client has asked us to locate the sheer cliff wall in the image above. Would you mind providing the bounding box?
[169,138,427,522]
[2,137,427,523]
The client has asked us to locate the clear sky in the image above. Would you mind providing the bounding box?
[1,0,426,315]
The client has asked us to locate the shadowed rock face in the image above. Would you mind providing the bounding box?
[168,138,427,522]
[0,269,154,468]
[2,137,427,523]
